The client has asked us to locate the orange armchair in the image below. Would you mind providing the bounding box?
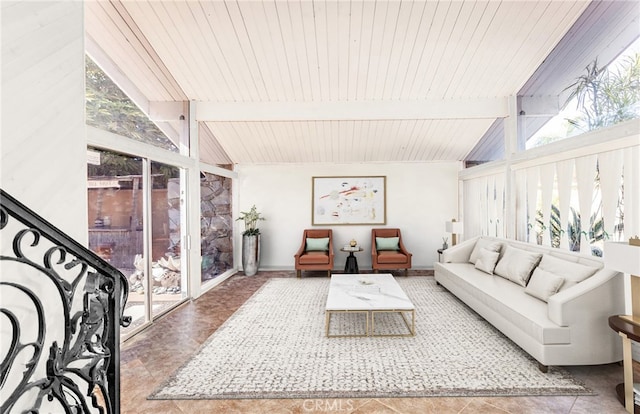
[294,229,334,278]
[371,228,412,276]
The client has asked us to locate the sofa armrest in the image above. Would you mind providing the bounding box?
[441,237,478,263]
[547,269,624,327]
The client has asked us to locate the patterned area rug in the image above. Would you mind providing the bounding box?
[149,277,592,400]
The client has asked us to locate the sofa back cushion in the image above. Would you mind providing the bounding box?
[525,268,565,302]
[469,239,502,264]
[474,248,501,274]
[537,255,599,291]
[494,246,542,287]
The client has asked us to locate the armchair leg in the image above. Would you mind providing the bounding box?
[327,270,331,277]
[405,269,408,277]
[296,270,301,278]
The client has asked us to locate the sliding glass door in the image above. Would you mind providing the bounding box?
[149,161,187,318]
[87,148,188,337]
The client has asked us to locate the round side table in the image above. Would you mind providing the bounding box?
[341,247,363,273]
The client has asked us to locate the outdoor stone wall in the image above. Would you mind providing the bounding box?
[201,172,233,282]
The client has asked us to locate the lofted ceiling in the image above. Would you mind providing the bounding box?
[85,0,595,165]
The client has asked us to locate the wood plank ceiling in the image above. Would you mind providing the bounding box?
[85,0,591,165]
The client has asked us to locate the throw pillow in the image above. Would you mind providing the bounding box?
[474,248,500,275]
[537,255,599,291]
[376,237,399,251]
[525,268,565,302]
[306,237,329,251]
[494,245,542,287]
[469,239,502,265]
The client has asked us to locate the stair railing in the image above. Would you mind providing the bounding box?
[1,189,131,414]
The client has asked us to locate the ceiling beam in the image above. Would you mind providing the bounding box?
[195,98,510,122]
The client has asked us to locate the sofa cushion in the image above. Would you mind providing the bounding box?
[435,262,571,345]
[306,237,329,251]
[474,248,500,274]
[469,239,502,264]
[376,237,399,251]
[376,250,407,263]
[537,255,599,291]
[298,251,329,265]
[494,246,542,287]
[525,268,565,302]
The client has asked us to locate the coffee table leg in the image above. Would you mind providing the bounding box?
[371,310,416,337]
[325,311,331,337]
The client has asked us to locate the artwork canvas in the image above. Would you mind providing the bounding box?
[312,176,386,225]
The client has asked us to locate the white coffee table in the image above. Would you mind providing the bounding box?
[325,273,415,337]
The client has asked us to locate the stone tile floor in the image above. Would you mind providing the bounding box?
[120,270,631,413]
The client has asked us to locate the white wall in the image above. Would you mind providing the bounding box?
[1,1,87,242]
[236,162,461,271]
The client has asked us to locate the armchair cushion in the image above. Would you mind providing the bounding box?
[306,237,329,251]
[375,237,399,251]
[298,251,330,265]
[377,250,408,264]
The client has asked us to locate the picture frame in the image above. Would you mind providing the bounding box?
[311,176,386,225]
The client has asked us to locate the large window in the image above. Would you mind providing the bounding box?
[200,172,233,285]
[528,39,640,149]
[86,56,178,152]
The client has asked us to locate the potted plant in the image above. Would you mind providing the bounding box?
[236,205,265,276]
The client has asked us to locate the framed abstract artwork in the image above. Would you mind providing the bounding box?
[311,176,386,225]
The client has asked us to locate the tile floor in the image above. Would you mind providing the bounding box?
[120,271,631,414]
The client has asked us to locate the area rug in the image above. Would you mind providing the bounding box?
[149,277,592,400]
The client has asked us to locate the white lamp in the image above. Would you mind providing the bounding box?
[445,219,464,246]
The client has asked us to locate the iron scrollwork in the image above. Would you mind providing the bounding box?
[1,189,131,413]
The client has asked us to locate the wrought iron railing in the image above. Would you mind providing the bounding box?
[0,189,130,413]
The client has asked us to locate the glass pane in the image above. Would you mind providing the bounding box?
[527,40,640,149]
[200,172,233,285]
[150,162,187,317]
[86,56,179,152]
[87,148,145,337]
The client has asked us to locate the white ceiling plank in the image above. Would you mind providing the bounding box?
[364,1,391,100]
[195,98,509,121]
[336,0,351,101]
[260,1,295,101]
[406,1,452,100]
[324,0,340,101]
[395,1,437,100]
[141,2,199,96]
[86,2,182,101]
[177,1,234,101]
[200,1,258,101]
[384,1,423,100]
[434,1,485,99]
[189,1,246,101]
[113,1,186,100]
[416,1,464,99]
[371,0,402,99]
[295,0,321,102]
[447,1,501,98]
[225,1,270,101]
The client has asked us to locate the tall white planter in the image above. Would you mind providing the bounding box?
[242,234,261,276]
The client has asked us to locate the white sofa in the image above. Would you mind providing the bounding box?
[434,236,624,371]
